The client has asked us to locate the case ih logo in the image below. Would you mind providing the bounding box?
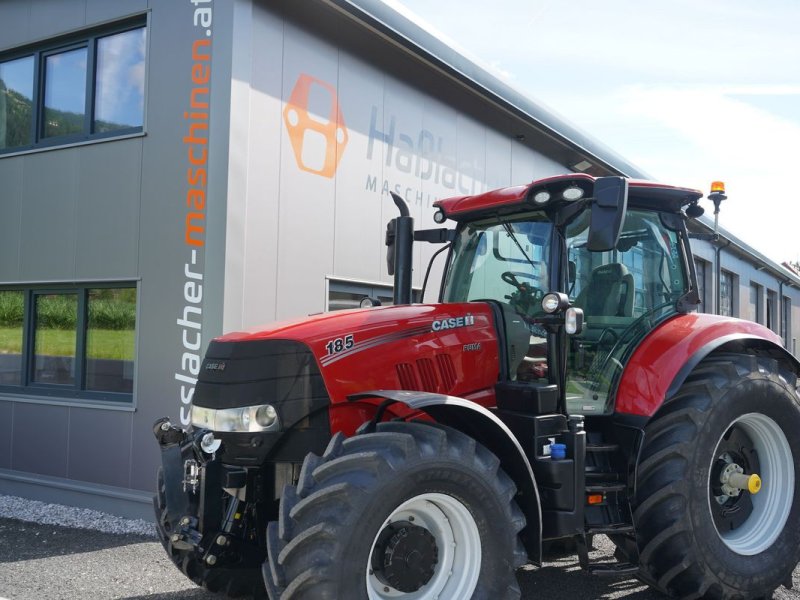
[283,74,348,178]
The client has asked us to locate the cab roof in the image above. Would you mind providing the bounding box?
[433,174,703,221]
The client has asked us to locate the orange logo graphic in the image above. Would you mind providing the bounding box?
[283,74,348,178]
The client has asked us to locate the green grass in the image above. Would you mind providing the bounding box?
[0,327,135,361]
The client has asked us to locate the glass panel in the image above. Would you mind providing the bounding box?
[33,293,78,385]
[444,214,552,383]
[0,56,34,150]
[782,297,790,342]
[694,259,705,311]
[750,283,762,324]
[94,28,146,133]
[85,288,136,393]
[43,47,87,138]
[720,272,732,317]
[0,290,24,385]
[566,209,687,415]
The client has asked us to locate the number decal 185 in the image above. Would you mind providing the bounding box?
[325,334,354,356]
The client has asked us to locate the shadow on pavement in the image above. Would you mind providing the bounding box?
[117,591,217,600]
[0,517,154,564]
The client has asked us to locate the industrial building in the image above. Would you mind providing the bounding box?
[0,0,798,518]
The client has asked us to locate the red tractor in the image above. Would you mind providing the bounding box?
[154,174,800,599]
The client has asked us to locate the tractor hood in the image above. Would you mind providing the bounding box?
[214,302,503,429]
[217,302,497,367]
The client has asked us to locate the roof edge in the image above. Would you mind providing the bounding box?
[320,0,652,180]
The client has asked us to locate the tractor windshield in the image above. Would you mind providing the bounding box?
[565,208,688,415]
[443,213,553,385]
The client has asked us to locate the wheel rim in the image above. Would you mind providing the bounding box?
[708,413,795,555]
[366,493,481,599]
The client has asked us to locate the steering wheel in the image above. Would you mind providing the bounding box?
[502,271,544,316]
[502,271,542,295]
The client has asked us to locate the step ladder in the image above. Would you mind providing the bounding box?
[576,442,639,577]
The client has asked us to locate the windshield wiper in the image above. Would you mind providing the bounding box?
[500,221,537,271]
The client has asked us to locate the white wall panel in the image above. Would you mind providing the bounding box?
[274,24,338,320]
[332,54,385,283]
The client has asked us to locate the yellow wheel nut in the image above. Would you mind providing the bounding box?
[748,474,762,495]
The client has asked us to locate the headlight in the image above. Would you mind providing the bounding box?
[255,404,278,427]
[541,292,570,314]
[191,404,281,433]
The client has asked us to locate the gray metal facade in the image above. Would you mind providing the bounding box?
[0,0,798,518]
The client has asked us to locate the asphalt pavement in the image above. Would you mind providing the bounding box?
[0,517,798,600]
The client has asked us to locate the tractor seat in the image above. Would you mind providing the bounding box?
[575,263,634,318]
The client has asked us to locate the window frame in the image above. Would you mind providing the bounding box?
[0,282,137,404]
[0,15,146,155]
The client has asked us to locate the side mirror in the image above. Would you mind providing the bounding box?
[587,176,628,252]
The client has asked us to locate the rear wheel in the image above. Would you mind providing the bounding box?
[263,421,527,599]
[634,353,800,599]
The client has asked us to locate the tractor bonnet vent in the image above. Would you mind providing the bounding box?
[395,353,456,393]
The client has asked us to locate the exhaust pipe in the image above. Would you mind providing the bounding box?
[386,192,414,305]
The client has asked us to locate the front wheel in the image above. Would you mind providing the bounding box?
[635,353,800,599]
[263,421,527,599]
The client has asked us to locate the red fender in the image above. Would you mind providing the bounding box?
[615,313,784,417]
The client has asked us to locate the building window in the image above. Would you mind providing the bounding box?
[750,283,763,324]
[0,17,146,154]
[767,289,777,332]
[694,258,707,310]
[0,284,136,401]
[326,279,421,311]
[781,296,791,344]
[719,270,734,317]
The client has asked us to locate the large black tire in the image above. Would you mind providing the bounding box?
[154,467,266,598]
[634,353,800,599]
[263,421,527,599]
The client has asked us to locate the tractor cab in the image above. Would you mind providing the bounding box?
[430,174,701,417]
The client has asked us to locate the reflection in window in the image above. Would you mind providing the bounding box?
[0,290,24,385]
[33,293,78,385]
[750,283,762,324]
[43,48,88,138]
[327,279,420,311]
[94,28,146,133]
[782,297,791,344]
[0,56,34,150]
[694,258,706,311]
[86,288,136,393]
[720,271,733,317]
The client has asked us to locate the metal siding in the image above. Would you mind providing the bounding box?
[0,2,31,50]
[28,0,86,40]
[11,402,69,478]
[67,408,132,488]
[129,0,233,492]
[332,54,385,284]
[75,139,142,279]
[511,137,565,183]
[0,402,12,469]
[379,76,427,286]
[0,160,23,281]
[85,0,146,24]
[20,151,79,280]
[238,5,283,327]
[274,25,337,320]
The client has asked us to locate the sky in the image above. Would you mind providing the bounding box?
[391,0,800,265]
